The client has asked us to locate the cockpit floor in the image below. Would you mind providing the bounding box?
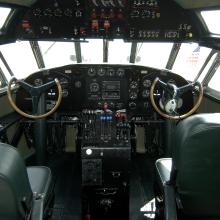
[49,153,156,220]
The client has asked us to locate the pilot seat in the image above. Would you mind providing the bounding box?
[155,113,220,220]
[0,142,54,220]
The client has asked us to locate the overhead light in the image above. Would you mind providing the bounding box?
[0,7,11,29]
[201,10,220,35]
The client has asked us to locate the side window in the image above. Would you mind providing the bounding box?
[0,42,38,79]
[208,66,220,92]
[0,67,7,89]
[172,43,211,81]
[197,53,218,82]
[0,56,10,90]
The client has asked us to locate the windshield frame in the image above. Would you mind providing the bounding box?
[0,39,219,99]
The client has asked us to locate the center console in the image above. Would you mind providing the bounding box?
[81,108,131,219]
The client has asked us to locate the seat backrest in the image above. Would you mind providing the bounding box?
[173,113,220,217]
[0,143,33,220]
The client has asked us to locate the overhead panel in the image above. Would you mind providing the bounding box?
[174,0,220,9]
[0,0,37,7]
[17,0,199,42]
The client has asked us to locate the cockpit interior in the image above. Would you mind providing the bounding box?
[0,0,220,220]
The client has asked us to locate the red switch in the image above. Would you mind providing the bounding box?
[22,20,30,29]
[80,27,86,35]
[104,102,108,111]
[100,9,105,19]
[91,20,99,28]
[91,9,97,19]
[104,20,110,29]
[109,9,115,19]
[117,9,124,19]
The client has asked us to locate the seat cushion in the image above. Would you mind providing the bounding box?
[0,143,33,219]
[155,158,172,189]
[27,166,53,201]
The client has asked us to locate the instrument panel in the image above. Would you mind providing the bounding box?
[16,64,194,118]
[17,0,199,41]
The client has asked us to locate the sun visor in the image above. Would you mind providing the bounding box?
[0,0,36,7]
[174,0,220,9]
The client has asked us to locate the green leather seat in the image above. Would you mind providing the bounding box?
[155,113,220,220]
[0,143,54,220]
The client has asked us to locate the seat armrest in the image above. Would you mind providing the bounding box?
[164,184,177,220]
[31,199,44,220]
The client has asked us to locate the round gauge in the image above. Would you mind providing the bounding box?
[54,8,63,17]
[142,89,150,98]
[34,78,43,86]
[130,81,138,89]
[90,82,100,92]
[107,68,115,76]
[117,68,125,77]
[129,102,136,110]
[60,77,69,85]
[75,81,82,88]
[143,79,152,88]
[129,91,138,100]
[43,8,53,16]
[88,67,96,77]
[97,68,106,76]
[33,8,42,16]
[64,9,73,17]
[62,89,69,98]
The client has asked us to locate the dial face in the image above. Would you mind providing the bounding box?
[130,81,138,89]
[97,67,106,76]
[142,89,150,98]
[60,77,69,85]
[75,80,82,88]
[90,82,100,92]
[107,68,115,76]
[129,102,136,109]
[33,8,42,16]
[143,79,152,88]
[64,9,73,17]
[34,78,43,86]
[129,91,138,100]
[43,8,53,17]
[62,89,69,97]
[117,68,125,77]
[88,67,96,77]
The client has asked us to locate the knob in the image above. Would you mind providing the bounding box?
[129,91,138,100]
[90,82,99,92]
[143,79,151,88]
[88,67,96,76]
[130,81,138,89]
[129,102,136,110]
[97,67,106,76]
[142,89,150,98]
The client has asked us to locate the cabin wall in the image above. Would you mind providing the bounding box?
[0,93,13,117]
[198,96,220,113]
[0,93,31,157]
